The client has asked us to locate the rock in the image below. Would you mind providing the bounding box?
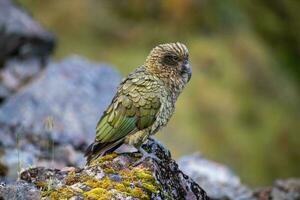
[0,181,41,200]
[0,55,120,148]
[0,0,55,64]
[0,85,10,103]
[178,154,300,200]
[17,138,208,200]
[0,56,120,179]
[254,179,300,200]
[178,153,254,200]
[0,162,7,177]
[0,0,56,101]
[0,58,43,99]
[1,147,37,178]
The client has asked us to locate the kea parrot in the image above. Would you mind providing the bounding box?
[85,42,191,165]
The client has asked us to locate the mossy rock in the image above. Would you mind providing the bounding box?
[19,138,208,200]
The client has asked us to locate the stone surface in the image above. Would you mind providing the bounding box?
[0,55,120,147]
[178,153,254,200]
[0,0,56,101]
[15,138,208,200]
[0,58,43,101]
[254,179,300,200]
[179,154,300,200]
[0,181,41,200]
[0,0,55,64]
[0,56,120,179]
[0,2,298,200]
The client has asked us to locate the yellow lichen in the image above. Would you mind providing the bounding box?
[42,187,77,200]
[83,188,112,200]
[143,183,158,194]
[103,168,115,174]
[64,170,78,185]
[89,153,118,166]
[126,187,149,200]
[37,153,161,199]
[135,169,154,181]
[34,181,48,189]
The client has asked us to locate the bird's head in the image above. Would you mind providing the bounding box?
[145,42,191,86]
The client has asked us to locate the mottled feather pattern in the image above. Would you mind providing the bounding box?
[85,43,190,163]
[95,66,162,143]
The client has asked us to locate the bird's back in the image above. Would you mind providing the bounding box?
[85,66,165,163]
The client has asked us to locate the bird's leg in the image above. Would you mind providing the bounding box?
[132,146,161,167]
[126,130,161,166]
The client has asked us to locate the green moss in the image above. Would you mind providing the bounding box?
[86,160,160,198]
[126,187,149,200]
[83,188,112,200]
[103,168,115,174]
[136,170,154,181]
[64,171,77,185]
[37,153,161,199]
[42,187,77,200]
[89,153,118,166]
[34,181,48,190]
[143,183,158,194]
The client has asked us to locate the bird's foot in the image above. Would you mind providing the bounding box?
[132,147,160,167]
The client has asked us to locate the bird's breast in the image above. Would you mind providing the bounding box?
[150,92,175,134]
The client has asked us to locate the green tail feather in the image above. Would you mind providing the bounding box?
[84,139,123,164]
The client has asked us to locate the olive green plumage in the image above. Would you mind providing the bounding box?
[85,42,191,163]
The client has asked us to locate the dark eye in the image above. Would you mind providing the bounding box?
[163,54,179,65]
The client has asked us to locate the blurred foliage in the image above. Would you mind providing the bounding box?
[18,0,300,186]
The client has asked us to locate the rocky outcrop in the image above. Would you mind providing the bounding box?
[179,154,300,200]
[0,56,120,147]
[1,139,208,200]
[253,179,300,200]
[1,146,300,200]
[0,0,55,101]
[0,56,120,179]
[0,1,299,200]
[0,181,41,200]
[1,113,298,200]
[178,153,254,200]
[0,0,55,64]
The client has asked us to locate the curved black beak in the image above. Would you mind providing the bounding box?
[182,61,192,82]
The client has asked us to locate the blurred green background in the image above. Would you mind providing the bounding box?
[18,0,300,186]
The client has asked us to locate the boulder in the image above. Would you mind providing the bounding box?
[178,154,300,200]
[0,58,43,101]
[0,0,55,64]
[178,153,254,200]
[0,181,41,200]
[0,56,120,179]
[0,0,56,101]
[15,138,208,200]
[254,179,300,200]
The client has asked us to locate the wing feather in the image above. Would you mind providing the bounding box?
[85,68,163,163]
[95,78,161,144]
